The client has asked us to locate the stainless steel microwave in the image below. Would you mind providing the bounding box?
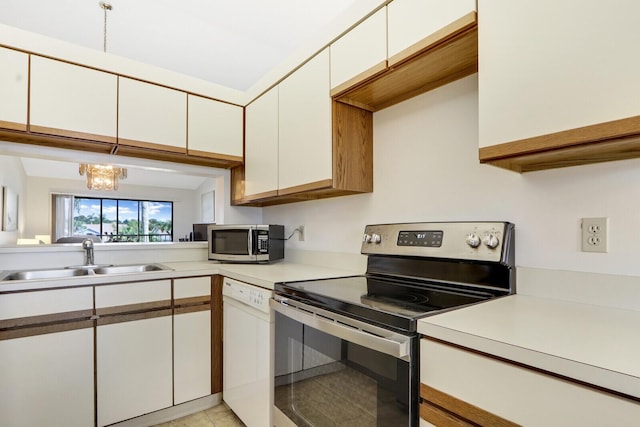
[208,224,285,263]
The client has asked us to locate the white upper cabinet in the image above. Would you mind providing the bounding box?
[330,7,387,91]
[30,55,117,143]
[0,47,28,131]
[387,0,476,61]
[278,48,332,193]
[244,86,279,198]
[118,77,187,152]
[479,0,640,150]
[187,95,243,160]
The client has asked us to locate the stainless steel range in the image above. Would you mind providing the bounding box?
[270,222,515,427]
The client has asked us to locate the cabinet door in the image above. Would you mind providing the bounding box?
[421,339,640,425]
[278,48,332,194]
[118,77,187,153]
[187,95,243,160]
[0,288,94,427]
[478,0,640,149]
[245,86,279,198]
[330,8,387,91]
[0,329,95,427]
[96,280,172,427]
[388,0,476,61]
[0,47,28,131]
[30,55,117,143]
[174,277,212,404]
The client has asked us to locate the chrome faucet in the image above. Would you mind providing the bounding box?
[82,238,95,266]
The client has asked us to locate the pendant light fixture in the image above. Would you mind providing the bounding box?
[79,164,127,191]
[99,1,113,53]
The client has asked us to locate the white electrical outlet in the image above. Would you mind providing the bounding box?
[298,225,305,241]
[581,217,608,253]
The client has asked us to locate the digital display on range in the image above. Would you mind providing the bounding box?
[397,230,443,247]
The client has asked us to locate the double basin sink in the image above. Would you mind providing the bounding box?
[0,263,171,281]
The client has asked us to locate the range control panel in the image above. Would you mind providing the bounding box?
[361,222,514,263]
[397,230,443,247]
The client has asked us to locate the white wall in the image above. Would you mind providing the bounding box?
[263,75,640,277]
[24,176,199,242]
[0,155,27,245]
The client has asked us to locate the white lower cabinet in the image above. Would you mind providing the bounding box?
[0,329,94,427]
[97,317,173,426]
[0,287,94,427]
[96,280,173,427]
[174,276,212,404]
[420,338,640,426]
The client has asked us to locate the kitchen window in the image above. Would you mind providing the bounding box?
[52,195,173,243]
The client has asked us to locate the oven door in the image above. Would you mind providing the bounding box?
[270,296,418,427]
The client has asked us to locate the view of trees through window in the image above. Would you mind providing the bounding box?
[73,197,173,242]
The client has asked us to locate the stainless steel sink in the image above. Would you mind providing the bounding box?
[0,268,91,281]
[92,264,170,275]
[0,263,171,281]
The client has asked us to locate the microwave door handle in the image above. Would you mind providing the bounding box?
[248,229,254,255]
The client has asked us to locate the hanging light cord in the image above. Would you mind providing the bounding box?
[99,1,113,53]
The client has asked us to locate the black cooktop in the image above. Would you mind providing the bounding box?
[275,275,496,334]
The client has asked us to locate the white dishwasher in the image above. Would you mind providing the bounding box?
[222,277,273,427]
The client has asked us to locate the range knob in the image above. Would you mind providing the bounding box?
[483,234,500,249]
[362,234,372,243]
[466,233,481,248]
[371,233,382,244]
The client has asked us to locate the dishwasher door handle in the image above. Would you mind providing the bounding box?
[270,297,412,361]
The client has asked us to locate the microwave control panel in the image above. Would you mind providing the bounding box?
[257,232,269,253]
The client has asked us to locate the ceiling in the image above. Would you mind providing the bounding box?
[1,0,361,91]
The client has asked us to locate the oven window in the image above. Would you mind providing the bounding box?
[211,229,250,255]
[274,312,410,426]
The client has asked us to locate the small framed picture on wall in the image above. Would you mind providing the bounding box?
[3,186,18,231]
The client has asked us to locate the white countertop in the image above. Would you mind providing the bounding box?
[418,294,640,399]
[0,259,362,293]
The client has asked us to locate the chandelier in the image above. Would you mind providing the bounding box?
[79,164,127,190]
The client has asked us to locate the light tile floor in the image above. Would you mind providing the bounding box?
[153,403,245,427]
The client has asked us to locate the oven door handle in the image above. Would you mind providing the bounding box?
[270,297,412,361]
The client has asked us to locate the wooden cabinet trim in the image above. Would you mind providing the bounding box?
[174,303,211,316]
[330,60,388,98]
[187,148,243,163]
[0,309,94,340]
[118,137,187,154]
[334,12,477,112]
[332,101,373,192]
[174,295,211,308]
[212,275,223,394]
[0,318,94,340]
[420,401,474,427]
[420,383,521,427]
[479,115,640,173]
[96,307,172,326]
[0,120,27,132]
[30,124,117,144]
[95,300,172,317]
[277,179,333,196]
